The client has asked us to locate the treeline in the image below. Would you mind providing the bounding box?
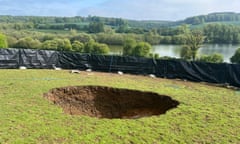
[1,12,240,29]
[204,24,240,43]
[2,23,240,46]
[3,32,109,54]
[183,12,240,25]
[2,30,240,63]
[0,30,156,58]
[0,15,126,27]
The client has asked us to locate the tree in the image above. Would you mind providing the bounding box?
[181,30,204,61]
[92,43,109,54]
[132,42,151,57]
[42,40,58,50]
[0,33,8,48]
[83,40,109,54]
[42,38,72,51]
[55,39,72,51]
[83,40,95,53]
[231,48,240,63]
[7,36,17,47]
[72,41,84,52]
[180,45,192,60]
[144,31,161,45]
[88,22,105,33]
[122,38,136,56]
[198,53,224,63]
[71,33,93,43]
[15,37,41,49]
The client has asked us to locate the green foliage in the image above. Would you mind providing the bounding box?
[133,42,152,57]
[83,40,109,54]
[0,33,8,48]
[181,30,204,60]
[198,53,224,63]
[95,33,124,45]
[72,41,84,52]
[123,38,137,56]
[184,12,240,24]
[15,37,41,49]
[7,36,18,47]
[55,38,72,51]
[123,39,151,57]
[115,24,129,33]
[42,40,58,50]
[204,24,240,43]
[42,39,72,51]
[172,35,187,44]
[230,48,240,63]
[71,33,93,43]
[160,36,172,44]
[144,32,161,45]
[88,22,105,33]
[180,45,192,60]
[83,40,95,53]
[92,43,109,54]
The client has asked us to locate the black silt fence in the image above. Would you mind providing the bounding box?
[0,48,240,87]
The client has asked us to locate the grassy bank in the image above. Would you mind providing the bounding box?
[0,70,239,143]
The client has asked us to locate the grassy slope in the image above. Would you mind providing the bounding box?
[0,70,239,144]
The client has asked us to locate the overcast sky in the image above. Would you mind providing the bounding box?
[0,0,239,20]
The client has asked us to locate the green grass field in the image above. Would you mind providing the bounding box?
[0,70,239,143]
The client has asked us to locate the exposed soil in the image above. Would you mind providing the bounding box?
[44,86,180,119]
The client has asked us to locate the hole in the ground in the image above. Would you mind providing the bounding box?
[44,86,180,119]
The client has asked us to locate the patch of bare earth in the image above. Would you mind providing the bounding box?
[44,86,179,119]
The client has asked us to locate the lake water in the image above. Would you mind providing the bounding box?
[152,44,240,63]
[109,44,240,63]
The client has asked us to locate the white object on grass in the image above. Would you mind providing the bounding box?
[52,64,62,70]
[149,74,156,78]
[19,66,27,70]
[86,69,92,72]
[118,71,123,75]
[70,70,81,74]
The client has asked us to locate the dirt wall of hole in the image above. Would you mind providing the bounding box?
[44,86,179,119]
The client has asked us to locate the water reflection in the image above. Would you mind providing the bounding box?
[153,44,240,63]
[109,44,240,63]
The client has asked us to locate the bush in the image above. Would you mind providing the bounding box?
[42,38,72,51]
[180,45,192,60]
[231,48,240,63]
[83,40,109,55]
[15,37,41,49]
[123,38,136,56]
[123,40,151,57]
[198,53,224,63]
[72,41,84,52]
[0,33,8,48]
[133,42,151,57]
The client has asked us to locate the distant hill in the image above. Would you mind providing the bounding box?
[181,12,240,25]
[0,12,240,30]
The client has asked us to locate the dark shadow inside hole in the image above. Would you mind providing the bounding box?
[44,86,180,119]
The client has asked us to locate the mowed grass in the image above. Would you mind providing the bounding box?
[0,70,239,144]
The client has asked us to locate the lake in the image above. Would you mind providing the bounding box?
[109,44,240,63]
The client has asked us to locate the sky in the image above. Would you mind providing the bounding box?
[0,0,239,21]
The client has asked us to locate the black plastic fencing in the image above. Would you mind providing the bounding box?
[1,48,240,87]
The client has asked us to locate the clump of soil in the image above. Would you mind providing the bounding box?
[44,86,179,119]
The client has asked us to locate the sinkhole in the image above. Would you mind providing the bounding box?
[44,86,180,119]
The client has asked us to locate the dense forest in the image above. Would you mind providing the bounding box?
[183,12,240,25]
[1,12,240,63]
